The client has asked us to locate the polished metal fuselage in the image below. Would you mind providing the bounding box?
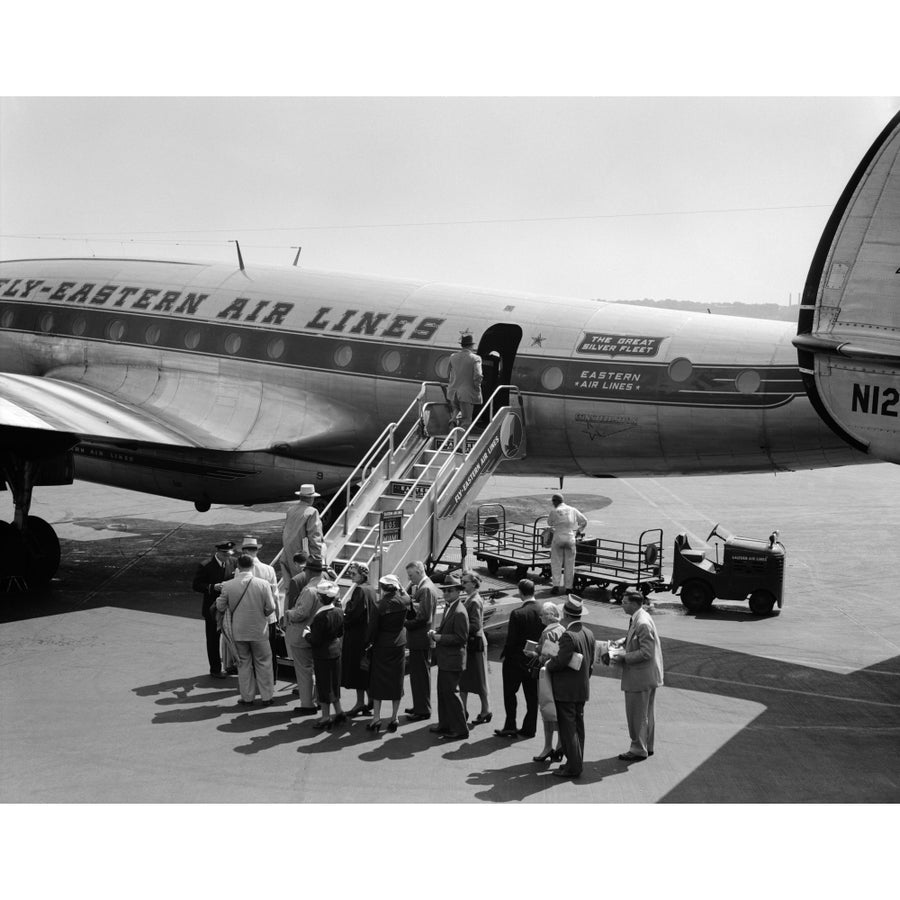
[0,257,865,505]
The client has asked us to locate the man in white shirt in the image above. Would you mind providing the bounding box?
[216,554,277,706]
[547,493,588,595]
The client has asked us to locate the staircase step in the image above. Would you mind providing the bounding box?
[386,480,432,500]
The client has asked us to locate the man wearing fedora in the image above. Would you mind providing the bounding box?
[281,483,325,581]
[545,595,596,778]
[427,575,470,739]
[447,333,483,429]
[285,555,331,714]
[239,536,281,680]
[606,589,664,762]
[191,539,236,678]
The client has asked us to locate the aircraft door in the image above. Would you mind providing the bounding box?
[476,324,522,413]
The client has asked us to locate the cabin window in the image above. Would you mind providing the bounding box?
[334,345,353,368]
[71,316,87,336]
[106,320,126,342]
[224,333,242,355]
[145,324,161,345]
[668,357,693,383]
[39,313,55,333]
[541,366,564,391]
[736,370,761,394]
[1,309,15,328]
[184,329,201,350]
[434,355,451,379]
[381,349,402,373]
[267,338,285,360]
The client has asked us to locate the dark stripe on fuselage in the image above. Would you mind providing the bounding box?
[0,299,801,410]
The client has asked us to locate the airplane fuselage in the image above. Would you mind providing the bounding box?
[0,257,865,507]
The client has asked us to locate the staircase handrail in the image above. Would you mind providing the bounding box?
[270,380,448,576]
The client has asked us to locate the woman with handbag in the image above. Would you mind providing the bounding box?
[341,562,376,717]
[530,601,566,762]
[365,573,411,733]
[459,571,492,725]
[306,580,346,730]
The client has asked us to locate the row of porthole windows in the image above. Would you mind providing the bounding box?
[0,310,764,394]
[1,308,453,376]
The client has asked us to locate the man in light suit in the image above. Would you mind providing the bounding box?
[447,333,483,428]
[281,483,325,581]
[404,560,440,721]
[428,574,470,740]
[606,589,664,761]
[545,595,596,778]
[216,554,277,706]
[239,535,281,680]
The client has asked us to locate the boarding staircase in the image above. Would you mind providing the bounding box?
[315,381,526,599]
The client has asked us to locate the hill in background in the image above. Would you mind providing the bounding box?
[606,299,799,322]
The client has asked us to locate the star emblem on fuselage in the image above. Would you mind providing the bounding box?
[531,333,545,347]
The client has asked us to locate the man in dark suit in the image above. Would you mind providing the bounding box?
[495,579,544,738]
[607,589,664,761]
[404,560,440,721]
[428,574,470,740]
[545,595,596,778]
[191,540,236,678]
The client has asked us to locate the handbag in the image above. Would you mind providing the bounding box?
[540,527,553,548]
[359,646,372,672]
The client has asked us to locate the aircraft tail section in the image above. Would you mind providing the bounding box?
[794,111,900,463]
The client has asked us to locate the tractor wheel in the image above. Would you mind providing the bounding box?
[749,589,777,615]
[680,579,714,613]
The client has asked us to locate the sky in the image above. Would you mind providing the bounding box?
[2,96,898,306]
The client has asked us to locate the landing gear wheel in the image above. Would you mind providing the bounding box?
[0,522,25,578]
[486,558,500,576]
[680,579,714,613]
[748,589,776,615]
[23,516,61,584]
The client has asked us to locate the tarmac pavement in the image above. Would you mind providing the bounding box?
[1,463,899,803]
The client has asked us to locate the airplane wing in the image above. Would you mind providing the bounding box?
[794,110,900,464]
[0,368,371,461]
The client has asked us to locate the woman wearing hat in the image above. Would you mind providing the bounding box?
[306,580,346,729]
[529,601,565,763]
[365,573,411,733]
[342,562,375,717]
[459,571,492,724]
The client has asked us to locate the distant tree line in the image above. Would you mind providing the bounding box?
[602,298,799,322]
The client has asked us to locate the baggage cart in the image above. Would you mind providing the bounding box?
[473,504,552,581]
[571,528,664,600]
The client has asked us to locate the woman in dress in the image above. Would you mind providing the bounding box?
[365,573,411,733]
[459,571,492,725]
[341,562,376,717]
[529,601,566,762]
[306,580,346,729]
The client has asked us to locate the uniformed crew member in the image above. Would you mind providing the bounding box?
[192,539,236,678]
[447,333,483,428]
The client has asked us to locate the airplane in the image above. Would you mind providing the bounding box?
[1,111,898,585]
